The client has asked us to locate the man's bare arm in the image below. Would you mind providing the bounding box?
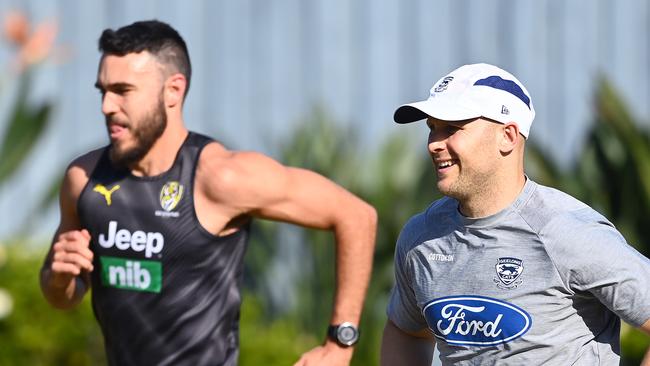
[198,148,377,366]
[380,320,434,366]
[40,152,99,309]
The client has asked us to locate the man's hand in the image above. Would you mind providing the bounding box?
[47,229,93,298]
[42,228,94,309]
[293,341,354,366]
[49,229,94,287]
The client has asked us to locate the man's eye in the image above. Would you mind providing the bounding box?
[428,124,459,134]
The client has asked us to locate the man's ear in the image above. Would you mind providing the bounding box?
[164,73,187,108]
[499,122,520,154]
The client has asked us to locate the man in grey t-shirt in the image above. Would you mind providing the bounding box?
[380,63,650,365]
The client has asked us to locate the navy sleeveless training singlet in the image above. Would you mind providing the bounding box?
[78,132,250,366]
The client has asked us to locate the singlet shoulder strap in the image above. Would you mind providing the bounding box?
[184,132,215,150]
[88,146,127,182]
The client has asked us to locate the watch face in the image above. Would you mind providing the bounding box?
[337,324,359,345]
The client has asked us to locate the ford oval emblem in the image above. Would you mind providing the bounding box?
[422,295,532,346]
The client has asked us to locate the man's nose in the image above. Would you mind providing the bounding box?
[428,131,446,153]
[101,93,119,116]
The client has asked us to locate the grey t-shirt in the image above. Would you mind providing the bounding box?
[387,179,650,365]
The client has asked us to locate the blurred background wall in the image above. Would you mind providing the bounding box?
[0,0,649,238]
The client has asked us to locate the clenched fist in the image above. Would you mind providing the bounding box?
[49,229,93,288]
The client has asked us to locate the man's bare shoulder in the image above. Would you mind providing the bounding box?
[63,147,105,197]
[200,142,281,166]
[196,143,287,203]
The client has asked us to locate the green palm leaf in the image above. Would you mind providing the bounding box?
[0,72,51,183]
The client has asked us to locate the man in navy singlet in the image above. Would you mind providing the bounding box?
[40,20,377,366]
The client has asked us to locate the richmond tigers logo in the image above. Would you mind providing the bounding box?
[159,181,184,212]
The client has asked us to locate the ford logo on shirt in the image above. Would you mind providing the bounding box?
[423,295,531,346]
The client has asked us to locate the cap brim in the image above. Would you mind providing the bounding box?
[393,100,481,124]
[393,102,430,124]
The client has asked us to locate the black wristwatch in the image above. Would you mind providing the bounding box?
[327,322,360,347]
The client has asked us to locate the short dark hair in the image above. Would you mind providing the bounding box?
[98,20,192,97]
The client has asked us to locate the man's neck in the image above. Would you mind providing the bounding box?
[129,121,188,177]
[458,172,527,218]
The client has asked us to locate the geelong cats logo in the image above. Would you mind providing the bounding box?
[494,257,523,289]
[433,76,454,93]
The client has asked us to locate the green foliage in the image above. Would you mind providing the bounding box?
[0,244,105,366]
[0,69,58,236]
[621,324,650,364]
[0,71,51,183]
[0,23,68,366]
[239,294,319,365]
[527,78,650,256]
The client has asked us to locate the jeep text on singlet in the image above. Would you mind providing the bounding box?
[98,220,164,258]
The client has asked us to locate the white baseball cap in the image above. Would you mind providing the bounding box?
[394,63,535,138]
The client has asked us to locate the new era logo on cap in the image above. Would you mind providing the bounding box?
[394,63,535,138]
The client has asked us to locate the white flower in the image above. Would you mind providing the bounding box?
[0,288,13,319]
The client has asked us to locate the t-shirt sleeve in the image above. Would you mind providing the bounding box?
[545,213,650,327]
[386,215,429,333]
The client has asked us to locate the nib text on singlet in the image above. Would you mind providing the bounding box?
[100,256,162,293]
